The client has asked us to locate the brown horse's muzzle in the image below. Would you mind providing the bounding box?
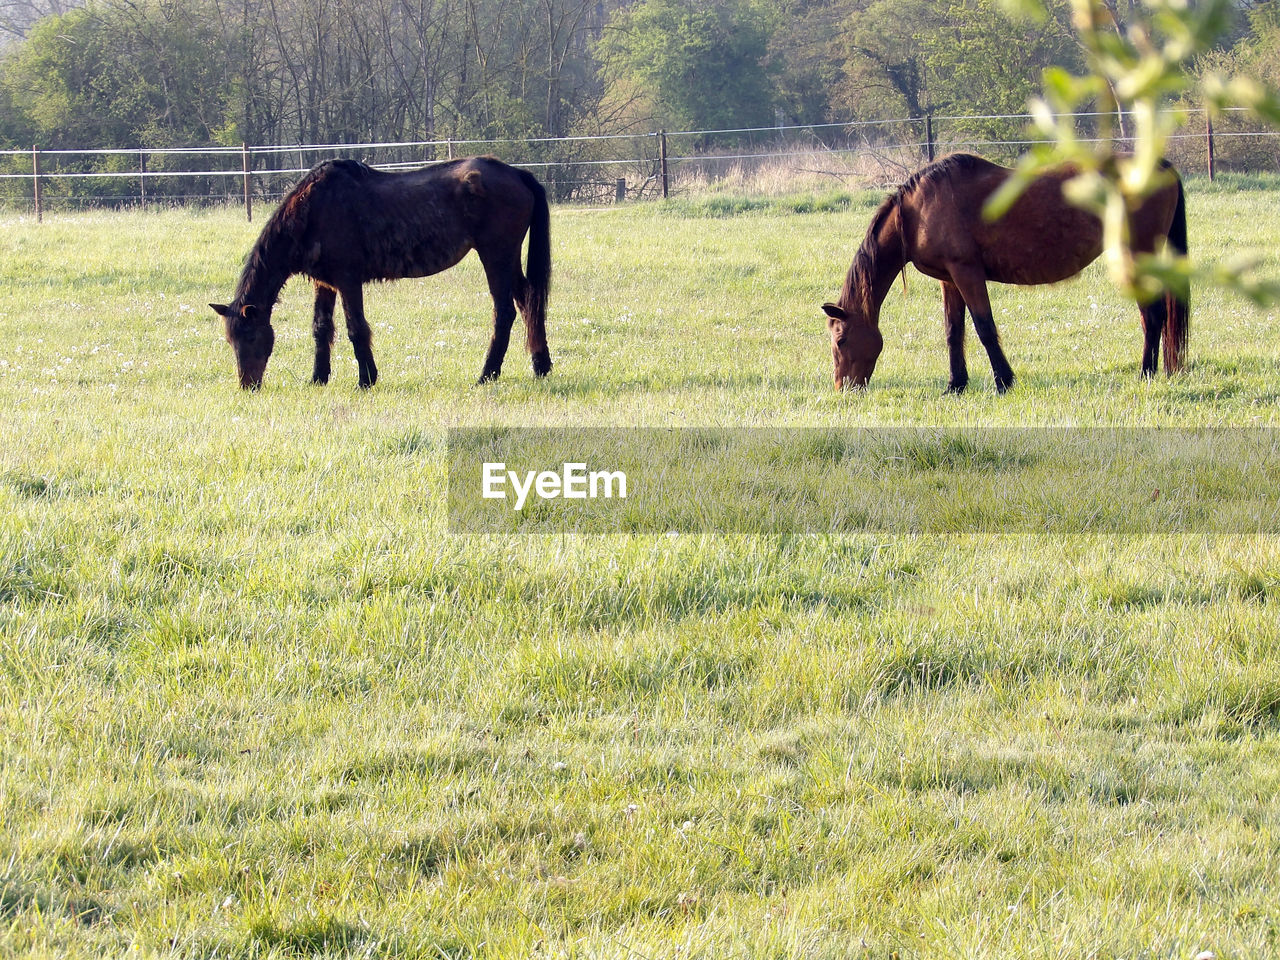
[831,327,882,391]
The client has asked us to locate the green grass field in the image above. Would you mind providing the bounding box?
[3,179,1280,959]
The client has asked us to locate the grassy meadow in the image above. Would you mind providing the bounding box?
[3,177,1280,958]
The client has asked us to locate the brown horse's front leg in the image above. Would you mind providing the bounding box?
[339,284,378,388]
[949,265,1015,393]
[941,281,968,393]
[312,283,337,385]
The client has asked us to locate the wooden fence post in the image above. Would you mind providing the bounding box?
[242,143,253,223]
[925,114,935,163]
[659,130,669,199]
[32,146,42,222]
[139,149,147,209]
[1206,113,1216,182]
[615,178,626,203]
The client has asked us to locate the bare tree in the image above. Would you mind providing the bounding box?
[0,0,80,46]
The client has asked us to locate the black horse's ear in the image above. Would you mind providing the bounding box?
[210,303,232,317]
[241,304,259,321]
[822,303,848,325]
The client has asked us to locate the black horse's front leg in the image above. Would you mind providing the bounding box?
[312,284,337,385]
[477,303,516,384]
[477,254,519,384]
[339,284,378,388]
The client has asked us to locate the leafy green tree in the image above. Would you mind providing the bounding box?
[2,1,230,148]
[831,0,1080,149]
[764,0,856,125]
[834,0,939,121]
[994,0,1280,307]
[928,0,1081,146]
[597,0,779,132]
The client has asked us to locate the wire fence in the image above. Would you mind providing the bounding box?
[1,108,1275,219]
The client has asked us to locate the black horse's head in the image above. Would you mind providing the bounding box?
[210,302,275,389]
[822,302,882,390]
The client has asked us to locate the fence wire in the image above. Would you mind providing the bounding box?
[1,108,1274,216]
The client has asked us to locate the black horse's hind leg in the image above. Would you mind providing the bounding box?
[339,284,378,388]
[950,265,1015,393]
[477,250,519,384]
[941,280,969,393]
[312,284,337,385]
[1140,296,1167,377]
[514,273,552,377]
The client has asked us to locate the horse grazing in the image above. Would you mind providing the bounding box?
[210,156,551,389]
[822,152,1188,392]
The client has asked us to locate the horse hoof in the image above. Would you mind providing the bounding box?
[476,371,499,385]
[945,380,968,395]
[995,376,1015,394]
[532,350,552,378]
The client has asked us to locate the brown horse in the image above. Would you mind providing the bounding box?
[822,152,1188,392]
[211,156,551,389]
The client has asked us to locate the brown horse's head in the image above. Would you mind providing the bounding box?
[210,302,275,389]
[822,302,882,390]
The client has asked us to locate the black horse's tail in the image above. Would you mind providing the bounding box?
[1163,167,1190,374]
[518,168,552,371]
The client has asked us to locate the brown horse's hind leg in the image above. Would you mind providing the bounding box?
[312,283,337,385]
[941,281,969,393]
[948,265,1016,393]
[1140,298,1166,377]
[339,284,378,388]
[477,250,520,384]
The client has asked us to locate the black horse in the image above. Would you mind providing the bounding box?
[211,156,551,389]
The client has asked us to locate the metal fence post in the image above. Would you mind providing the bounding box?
[32,146,42,222]
[925,114,935,163]
[659,130,669,199]
[1206,113,1216,182]
[242,143,253,223]
[140,149,147,209]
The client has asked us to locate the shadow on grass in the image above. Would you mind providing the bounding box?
[245,914,387,957]
[0,878,109,927]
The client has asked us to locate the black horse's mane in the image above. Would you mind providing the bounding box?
[234,160,378,304]
[842,153,985,313]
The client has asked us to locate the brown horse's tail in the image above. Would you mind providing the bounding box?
[1163,167,1190,373]
[517,168,552,363]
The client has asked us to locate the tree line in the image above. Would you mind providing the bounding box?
[2,0,1278,199]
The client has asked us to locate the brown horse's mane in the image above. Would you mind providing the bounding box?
[842,153,987,316]
[234,159,376,306]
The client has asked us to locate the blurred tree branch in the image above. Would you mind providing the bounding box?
[990,0,1280,308]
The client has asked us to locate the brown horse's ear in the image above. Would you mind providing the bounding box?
[822,303,848,326]
[210,303,232,317]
